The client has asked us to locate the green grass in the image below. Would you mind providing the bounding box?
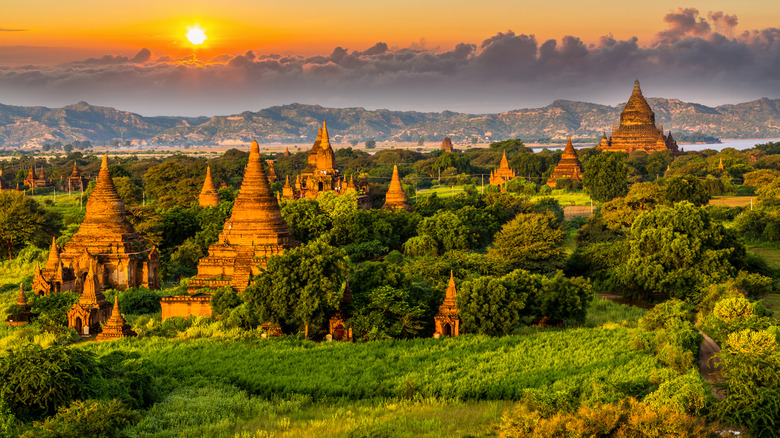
[761,294,780,320]
[746,243,780,270]
[535,190,593,206]
[415,185,468,198]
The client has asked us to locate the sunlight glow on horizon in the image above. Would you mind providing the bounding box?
[186,24,207,46]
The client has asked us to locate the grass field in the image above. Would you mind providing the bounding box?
[708,196,755,207]
[747,243,780,270]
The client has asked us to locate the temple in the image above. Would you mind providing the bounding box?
[198,166,220,207]
[5,284,32,326]
[280,121,371,209]
[65,162,88,192]
[66,261,111,336]
[434,271,460,337]
[23,164,53,188]
[186,140,298,293]
[382,165,412,212]
[329,281,353,341]
[489,150,516,186]
[31,155,160,296]
[597,80,678,154]
[95,296,137,341]
[546,138,583,187]
[440,137,454,153]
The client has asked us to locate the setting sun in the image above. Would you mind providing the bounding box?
[186,24,207,45]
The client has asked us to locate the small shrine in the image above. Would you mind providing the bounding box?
[198,166,220,207]
[23,164,53,188]
[546,138,583,187]
[67,262,111,336]
[434,271,460,337]
[329,281,353,341]
[440,137,454,152]
[596,80,678,154]
[5,284,32,326]
[489,150,516,186]
[382,165,412,212]
[96,296,137,341]
[65,162,88,192]
[266,161,279,182]
[283,146,291,157]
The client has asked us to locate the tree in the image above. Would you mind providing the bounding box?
[488,211,565,273]
[583,151,629,202]
[349,286,427,339]
[280,199,331,243]
[244,239,350,337]
[458,269,539,336]
[417,210,474,253]
[349,139,359,147]
[664,175,710,206]
[0,191,62,259]
[757,177,780,208]
[365,140,376,149]
[619,202,740,301]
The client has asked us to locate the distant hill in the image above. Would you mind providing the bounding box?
[1,98,779,148]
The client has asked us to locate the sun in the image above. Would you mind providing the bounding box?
[186,24,207,46]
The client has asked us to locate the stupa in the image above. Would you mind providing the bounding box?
[198,166,220,207]
[266,161,279,182]
[597,80,678,153]
[546,138,583,187]
[96,296,137,341]
[434,271,460,337]
[5,284,32,326]
[382,165,412,211]
[440,137,454,152]
[489,150,516,186]
[186,140,297,293]
[281,121,371,209]
[32,155,160,295]
[66,261,111,336]
[66,162,88,192]
[23,164,53,188]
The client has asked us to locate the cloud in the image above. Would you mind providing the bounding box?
[0,28,27,32]
[0,8,777,116]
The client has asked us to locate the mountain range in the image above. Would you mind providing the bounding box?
[1,97,779,148]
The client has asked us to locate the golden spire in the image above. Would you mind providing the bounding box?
[283,175,291,188]
[620,79,655,126]
[563,137,576,156]
[445,270,457,300]
[106,295,125,325]
[718,158,725,170]
[79,261,106,305]
[78,154,134,235]
[499,150,509,169]
[382,165,412,212]
[16,283,28,307]
[321,121,330,149]
[199,165,219,207]
[224,140,293,244]
[45,236,60,269]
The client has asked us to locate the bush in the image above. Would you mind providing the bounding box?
[211,286,241,316]
[643,370,716,416]
[24,399,139,438]
[105,287,162,315]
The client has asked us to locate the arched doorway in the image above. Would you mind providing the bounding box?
[334,324,345,341]
[318,181,324,191]
[443,323,452,337]
[74,317,83,334]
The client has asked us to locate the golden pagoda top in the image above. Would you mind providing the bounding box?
[445,270,457,302]
[45,236,60,269]
[309,121,335,172]
[69,162,81,177]
[79,262,107,305]
[199,165,220,207]
[546,137,583,187]
[223,140,293,245]
[78,155,135,236]
[620,80,656,126]
[382,165,412,212]
[106,296,126,326]
[16,283,28,307]
[562,137,576,156]
[499,150,510,169]
[441,137,454,152]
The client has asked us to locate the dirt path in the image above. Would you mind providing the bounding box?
[698,330,725,400]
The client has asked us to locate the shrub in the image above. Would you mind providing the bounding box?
[211,286,241,316]
[644,370,716,416]
[23,399,139,438]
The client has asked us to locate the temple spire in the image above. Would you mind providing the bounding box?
[563,137,575,155]
[79,154,134,235]
[199,166,219,207]
[382,165,412,212]
[445,270,457,300]
[16,283,28,307]
[46,236,60,268]
[500,150,509,168]
[321,121,330,149]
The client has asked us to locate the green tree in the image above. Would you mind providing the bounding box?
[210,287,242,316]
[488,211,565,273]
[280,199,331,243]
[458,269,539,336]
[0,191,62,259]
[664,175,711,207]
[417,210,474,252]
[619,202,740,301]
[757,177,780,208]
[365,140,376,149]
[349,286,427,339]
[244,239,350,337]
[583,151,629,202]
[403,235,439,257]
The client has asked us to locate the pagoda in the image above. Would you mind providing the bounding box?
[32,155,160,295]
[281,121,371,209]
[489,150,516,186]
[96,296,137,341]
[23,164,53,188]
[66,261,112,336]
[186,140,298,294]
[283,146,291,157]
[5,284,32,326]
[198,166,220,207]
[382,165,412,212]
[546,138,583,187]
[66,162,88,192]
[266,161,279,182]
[434,271,460,337]
[329,281,353,341]
[597,80,678,154]
[440,137,454,152]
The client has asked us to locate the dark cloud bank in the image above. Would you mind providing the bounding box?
[0,8,778,116]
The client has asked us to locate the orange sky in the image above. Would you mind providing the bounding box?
[3,0,779,61]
